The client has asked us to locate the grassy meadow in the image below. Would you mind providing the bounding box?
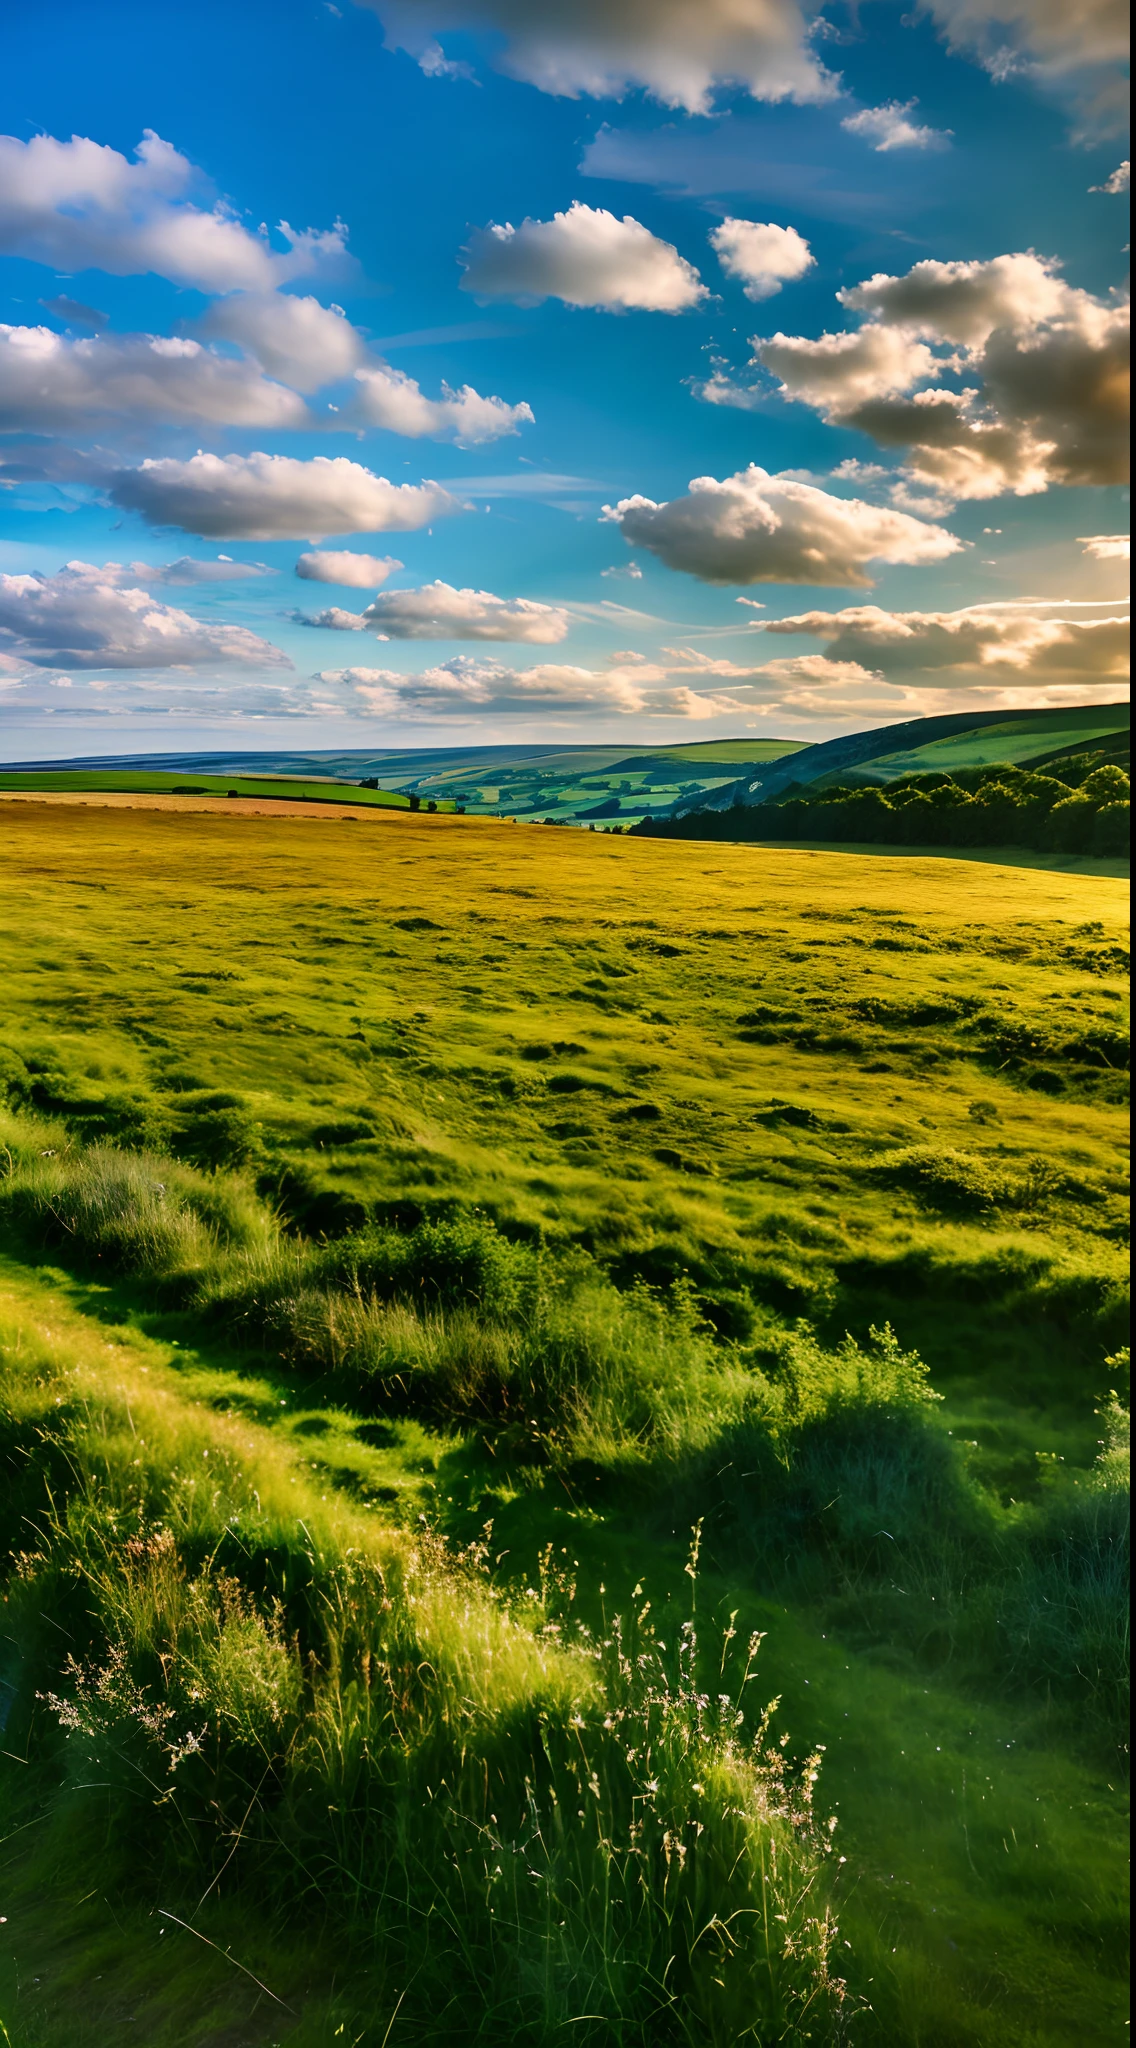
[0,800,1128,2045]
[0,768,419,810]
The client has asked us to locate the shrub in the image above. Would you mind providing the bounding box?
[871,1145,1006,1212]
[1093,800,1130,856]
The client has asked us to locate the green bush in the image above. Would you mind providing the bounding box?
[871,1145,1007,1212]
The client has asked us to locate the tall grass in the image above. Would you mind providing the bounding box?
[2,1117,1127,1755]
[1,1301,848,2043]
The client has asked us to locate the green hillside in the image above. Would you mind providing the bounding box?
[844,706,1131,784]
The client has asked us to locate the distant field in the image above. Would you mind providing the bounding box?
[0,739,808,825]
[609,739,808,766]
[0,804,1128,2046]
[0,767,414,807]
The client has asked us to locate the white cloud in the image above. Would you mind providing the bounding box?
[759,599,1131,687]
[0,562,291,670]
[300,579,569,641]
[350,363,533,442]
[0,130,352,293]
[841,100,951,151]
[308,640,808,720]
[692,369,767,410]
[198,293,365,389]
[316,653,648,715]
[604,464,961,585]
[1079,533,1130,559]
[95,556,277,586]
[108,452,463,540]
[601,561,643,579]
[1091,160,1129,192]
[296,549,404,586]
[0,323,309,432]
[364,581,569,641]
[838,252,1072,345]
[460,203,706,311]
[356,0,838,113]
[749,252,1130,506]
[197,294,532,441]
[757,325,940,408]
[709,218,813,300]
[299,605,372,630]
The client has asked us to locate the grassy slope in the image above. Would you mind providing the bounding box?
[850,710,1131,783]
[605,741,809,766]
[0,804,1128,2044]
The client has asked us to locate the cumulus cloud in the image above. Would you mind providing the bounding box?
[691,369,767,410]
[838,252,1072,345]
[837,394,1056,505]
[750,652,885,689]
[108,452,463,540]
[841,100,951,151]
[757,326,940,409]
[759,599,1131,688]
[0,562,291,670]
[460,203,706,311]
[738,252,1130,507]
[0,323,309,432]
[196,295,531,441]
[0,130,352,293]
[709,218,813,300]
[356,0,838,113]
[1091,160,1129,192]
[978,300,1130,486]
[299,605,372,630]
[306,640,797,720]
[362,581,569,641]
[350,363,533,442]
[198,292,365,389]
[1079,533,1130,559]
[299,580,569,641]
[604,465,960,586]
[0,314,529,447]
[315,653,648,716]
[296,550,404,586]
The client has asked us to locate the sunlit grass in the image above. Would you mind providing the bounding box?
[0,805,1128,2045]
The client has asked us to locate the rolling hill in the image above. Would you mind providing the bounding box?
[670,702,1130,817]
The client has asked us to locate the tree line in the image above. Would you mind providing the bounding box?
[632,753,1130,858]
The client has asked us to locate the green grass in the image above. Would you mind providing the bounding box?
[0,805,1128,2045]
[0,768,415,807]
[606,741,809,766]
[826,708,1131,784]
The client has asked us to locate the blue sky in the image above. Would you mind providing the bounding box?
[0,0,1128,756]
